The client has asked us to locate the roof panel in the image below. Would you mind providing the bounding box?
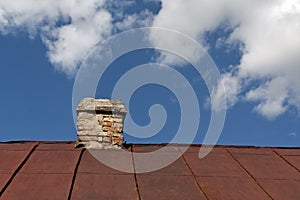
[0,142,299,199]
[258,179,300,200]
[197,176,270,200]
[132,145,179,152]
[275,149,300,156]
[232,154,300,180]
[0,174,11,192]
[36,142,79,151]
[137,175,207,200]
[283,155,300,171]
[179,146,228,154]
[0,142,37,151]
[184,152,248,177]
[77,150,131,174]
[227,147,274,155]
[1,173,73,200]
[71,173,138,200]
[133,152,192,176]
[20,150,80,174]
[0,150,29,174]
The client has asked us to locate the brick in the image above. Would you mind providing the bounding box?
[76,98,126,149]
[103,137,112,143]
[111,137,123,144]
[98,121,112,126]
[78,136,98,141]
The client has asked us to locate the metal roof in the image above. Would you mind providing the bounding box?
[0,142,299,199]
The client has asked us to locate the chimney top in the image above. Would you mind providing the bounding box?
[77,97,127,113]
[76,98,127,149]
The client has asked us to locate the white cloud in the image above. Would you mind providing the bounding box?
[150,0,300,119]
[245,77,289,119]
[0,0,154,76]
[0,0,111,76]
[44,9,112,76]
[149,0,228,66]
[208,72,241,112]
[1,0,300,120]
[115,10,154,31]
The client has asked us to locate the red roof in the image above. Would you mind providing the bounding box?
[0,142,299,199]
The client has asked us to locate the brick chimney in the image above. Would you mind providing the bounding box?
[75,98,127,149]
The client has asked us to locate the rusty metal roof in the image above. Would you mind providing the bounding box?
[0,142,299,200]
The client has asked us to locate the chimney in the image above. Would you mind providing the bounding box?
[75,98,127,149]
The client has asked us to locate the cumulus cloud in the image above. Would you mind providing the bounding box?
[150,0,300,119]
[0,0,112,76]
[0,0,153,76]
[245,77,289,119]
[1,0,300,119]
[115,10,154,30]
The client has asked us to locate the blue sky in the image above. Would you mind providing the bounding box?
[0,1,299,146]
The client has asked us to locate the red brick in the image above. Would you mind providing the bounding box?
[111,137,123,144]
[99,121,112,126]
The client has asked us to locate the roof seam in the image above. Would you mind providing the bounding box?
[226,149,274,199]
[18,172,76,175]
[273,150,300,173]
[0,143,38,197]
[68,148,84,200]
[181,154,209,200]
[35,149,81,151]
[131,146,142,200]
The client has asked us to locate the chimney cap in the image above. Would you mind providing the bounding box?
[77,97,127,113]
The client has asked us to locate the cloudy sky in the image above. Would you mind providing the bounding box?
[0,0,299,146]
